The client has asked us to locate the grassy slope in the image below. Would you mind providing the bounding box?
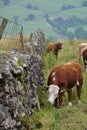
[0,0,87,38]
[33,39,87,130]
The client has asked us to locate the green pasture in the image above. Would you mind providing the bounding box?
[23,20,57,38]
[68,25,87,34]
[33,39,87,130]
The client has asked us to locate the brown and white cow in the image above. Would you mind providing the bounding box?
[78,43,87,69]
[47,42,63,59]
[44,61,83,107]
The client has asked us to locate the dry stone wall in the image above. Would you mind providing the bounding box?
[0,30,45,130]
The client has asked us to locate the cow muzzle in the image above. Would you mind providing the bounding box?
[48,97,54,105]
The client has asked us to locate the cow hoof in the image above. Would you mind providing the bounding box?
[78,100,81,105]
[68,102,72,106]
[55,104,62,108]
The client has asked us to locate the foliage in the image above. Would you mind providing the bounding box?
[47,16,87,39]
[21,112,31,130]
[24,14,35,21]
[82,1,87,7]
[3,0,10,6]
[61,5,76,11]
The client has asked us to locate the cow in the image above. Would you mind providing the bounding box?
[44,61,83,108]
[47,42,63,59]
[78,43,87,69]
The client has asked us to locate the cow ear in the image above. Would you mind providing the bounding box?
[60,89,66,93]
[42,86,48,91]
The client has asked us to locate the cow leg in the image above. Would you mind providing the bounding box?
[57,91,65,107]
[83,58,86,69]
[76,84,82,105]
[54,51,58,59]
[67,89,73,106]
[78,52,81,61]
[83,58,87,69]
[55,52,58,59]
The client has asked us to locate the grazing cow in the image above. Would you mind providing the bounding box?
[78,43,87,69]
[44,61,83,107]
[47,42,63,59]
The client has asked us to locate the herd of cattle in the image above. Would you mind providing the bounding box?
[44,42,87,108]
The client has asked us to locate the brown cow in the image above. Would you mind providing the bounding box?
[78,43,87,69]
[47,42,63,59]
[44,61,83,107]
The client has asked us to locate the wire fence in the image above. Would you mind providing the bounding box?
[0,17,24,51]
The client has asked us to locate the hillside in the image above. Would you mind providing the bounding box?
[0,0,87,40]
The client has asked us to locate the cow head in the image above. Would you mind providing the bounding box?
[43,84,66,105]
[83,49,87,69]
[57,42,63,49]
[47,85,59,104]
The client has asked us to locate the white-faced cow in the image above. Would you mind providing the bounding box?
[78,43,87,69]
[47,42,63,59]
[44,61,83,107]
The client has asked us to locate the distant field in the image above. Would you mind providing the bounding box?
[0,0,87,39]
[68,25,87,33]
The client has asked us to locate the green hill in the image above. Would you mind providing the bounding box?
[0,0,87,40]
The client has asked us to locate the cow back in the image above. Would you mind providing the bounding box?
[48,61,83,89]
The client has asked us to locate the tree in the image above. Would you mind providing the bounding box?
[67,32,74,39]
[26,3,32,9]
[3,0,10,5]
[25,14,35,21]
[75,27,87,39]
[13,16,19,22]
[82,1,87,7]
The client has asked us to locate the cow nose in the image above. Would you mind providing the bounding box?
[48,99,54,104]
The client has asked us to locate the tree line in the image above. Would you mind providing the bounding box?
[47,16,87,39]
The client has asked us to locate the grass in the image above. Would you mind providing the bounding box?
[0,36,23,51]
[33,39,87,130]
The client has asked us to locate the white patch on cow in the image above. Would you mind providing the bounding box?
[78,100,81,105]
[68,102,72,106]
[86,66,87,70]
[52,72,56,76]
[80,43,87,46]
[85,59,87,64]
[48,85,59,104]
[76,80,79,86]
[52,77,56,81]
[66,62,72,65]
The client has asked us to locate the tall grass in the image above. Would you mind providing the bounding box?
[33,39,87,130]
[0,36,23,51]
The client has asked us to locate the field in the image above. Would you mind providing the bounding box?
[33,39,87,130]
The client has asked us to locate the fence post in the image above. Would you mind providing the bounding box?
[20,25,24,50]
[0,18,8,39]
